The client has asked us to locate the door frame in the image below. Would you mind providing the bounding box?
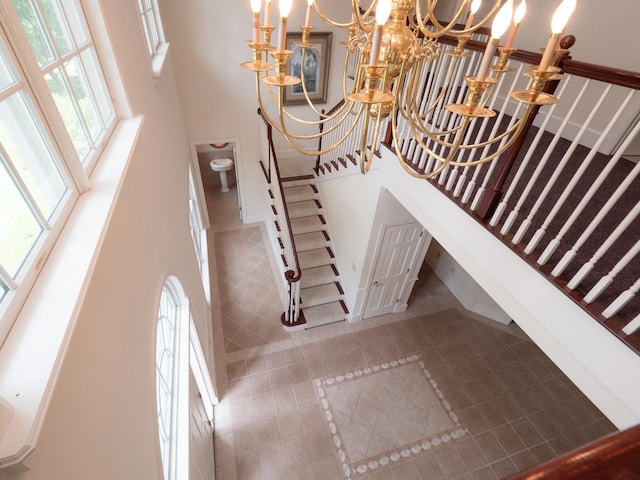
[189,137,246,226]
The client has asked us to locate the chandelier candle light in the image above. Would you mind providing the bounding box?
[464,0,482,30]
[242,0,576,179]
[251,0,261,45]
[264,0,271,26]
[475,0,512,82]
[539,0,576,71]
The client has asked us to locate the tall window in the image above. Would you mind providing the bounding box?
[137,0,166,59]
[0,0,116,342]
[188,166,210,301]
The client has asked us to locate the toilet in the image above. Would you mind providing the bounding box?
[209,157,234,192]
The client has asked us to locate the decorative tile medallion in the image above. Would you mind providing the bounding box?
[314,354,467,478]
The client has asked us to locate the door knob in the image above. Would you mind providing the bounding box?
[373,281,380,286]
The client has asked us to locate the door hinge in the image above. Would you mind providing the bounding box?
[396,298,400,303]
[419,230,424,237]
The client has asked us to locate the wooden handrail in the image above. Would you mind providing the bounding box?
[257,108,302,285]
[505,424,640,479]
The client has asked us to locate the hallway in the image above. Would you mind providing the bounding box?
[197,154,616,480]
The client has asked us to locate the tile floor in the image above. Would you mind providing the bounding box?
[198,153,617,480]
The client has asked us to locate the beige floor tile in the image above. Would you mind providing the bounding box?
[255,415,281,445]
[203,167,616,480]
[312,454,343,480]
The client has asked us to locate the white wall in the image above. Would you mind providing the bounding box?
[425,240,511,325]
[11,0,210,478]
[315,172,384,312]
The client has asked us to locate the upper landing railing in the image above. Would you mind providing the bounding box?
[317,28,640,354]
[400,33,640,355]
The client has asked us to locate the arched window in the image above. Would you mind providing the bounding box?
[155,278,189,479]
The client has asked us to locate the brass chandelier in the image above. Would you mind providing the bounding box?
[242,0,576,178]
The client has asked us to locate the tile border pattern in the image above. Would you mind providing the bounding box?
[314,353,468,478]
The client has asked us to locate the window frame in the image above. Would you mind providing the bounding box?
[136,0,168,77]
[0,0,117,346]
[0,0,140,470]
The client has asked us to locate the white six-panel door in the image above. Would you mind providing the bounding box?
[363,222,425,319]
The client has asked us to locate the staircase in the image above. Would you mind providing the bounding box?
[278,175,349,328]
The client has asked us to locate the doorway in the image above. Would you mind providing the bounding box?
[192,141,244,232]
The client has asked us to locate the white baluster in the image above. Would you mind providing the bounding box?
[584,239,640,304]
[510,80,591,244]
[622,314,640,336]
[552,157,640,277]
[489,78,571,228]
[524,84,619,255]
[603,278,640,318]
[567,201,640,289]
[537,91,640,264]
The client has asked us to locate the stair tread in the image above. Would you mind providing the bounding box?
[301,265,337,288]
[301,282,341,307]
[284,185,315,202]
[291,215,324,235]
[287,200,320,218]
[294,231,327,251]
[298,248,333,269]
[303,301,346,328]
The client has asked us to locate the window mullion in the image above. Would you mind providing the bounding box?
[31,0,62,59]
[73,50,106,133]
[39,42,91,76]
[0,264,18,290]
[57,64,93,151]
[0,145,50,228]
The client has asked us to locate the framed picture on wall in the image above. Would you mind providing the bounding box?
[284,32,332,105]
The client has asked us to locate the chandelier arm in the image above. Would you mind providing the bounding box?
[282,104,365,141]
[293,46,333,117]
[410,53,463,124]
[262,79,352,127]
[415,0,469,38]
[257,74,366,148]
[359,104,387,174]
[393,91,464,167]
[417,0,504,39]
[455,113,530,152]
[390,106,455,180]
[257,81,329,141]
[313,0,375,30]
[276,103,368,157]
[448,106,535,167]
[399,68,465,144]
[343,46,367,99]
[406,105,463,151]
